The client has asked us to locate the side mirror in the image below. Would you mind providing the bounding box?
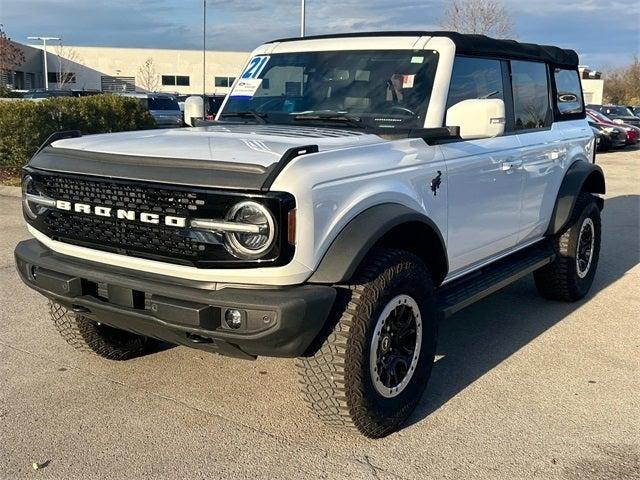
[446,98,506,140]
[184,95,205,127]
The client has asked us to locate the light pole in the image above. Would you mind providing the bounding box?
[301,0,306,37]
[27,36,60,90]
[202,0,207,119]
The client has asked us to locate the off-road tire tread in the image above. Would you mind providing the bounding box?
[49,301,153,360]
[534,192,600,301]
[296,248,435,438]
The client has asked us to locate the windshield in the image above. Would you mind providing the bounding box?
[605,106,634,116]
[221,50,439,129]
[148,97,180,111]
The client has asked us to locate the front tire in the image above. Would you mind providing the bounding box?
[50,301,155,360]
[297,249,437,438]
[534,192,601,301]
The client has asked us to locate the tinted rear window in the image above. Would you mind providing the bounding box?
[554,68,584,116]
[148,97,179,110]
[511,61,552,130]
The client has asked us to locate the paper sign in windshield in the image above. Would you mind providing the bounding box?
[402,74,415,88]
[230,78,263,98]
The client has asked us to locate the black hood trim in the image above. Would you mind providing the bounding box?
[30,146,276,190]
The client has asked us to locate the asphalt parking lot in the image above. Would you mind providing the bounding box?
[1,148,638,480]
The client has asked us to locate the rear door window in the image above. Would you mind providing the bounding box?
[553,68,584,116]
[511,61,552,130]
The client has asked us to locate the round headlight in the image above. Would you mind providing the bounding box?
[224,201,275,259]
[22,175,43,220]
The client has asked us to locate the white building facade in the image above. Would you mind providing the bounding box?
[579,66,604,105]
[29,45,250,95]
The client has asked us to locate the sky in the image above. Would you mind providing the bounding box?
[1,0,638,70]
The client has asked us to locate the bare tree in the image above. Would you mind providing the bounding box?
[137,58,159,92]
[603,56,640,105]
[0,25,26,84]
[53,42,82,90]
[440,0,514,38]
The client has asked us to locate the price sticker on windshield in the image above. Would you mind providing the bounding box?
[402,74,415,88]
[241,55,270,79]
[230,78,263,98]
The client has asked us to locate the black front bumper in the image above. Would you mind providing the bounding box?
[15,239,336,359]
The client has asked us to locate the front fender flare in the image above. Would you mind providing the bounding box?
[308,203,448,284]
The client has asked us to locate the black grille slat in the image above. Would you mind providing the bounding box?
[26,170,294,268]
[41,176,202,216]
[40,176,210,260]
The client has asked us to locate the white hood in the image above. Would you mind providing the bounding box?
[52,124,386,168]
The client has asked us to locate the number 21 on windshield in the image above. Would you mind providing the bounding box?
[242,56,270,79]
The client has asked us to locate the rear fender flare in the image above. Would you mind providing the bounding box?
[547,160,605,235]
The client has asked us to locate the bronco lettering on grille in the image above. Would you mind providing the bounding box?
[55,200,187,228]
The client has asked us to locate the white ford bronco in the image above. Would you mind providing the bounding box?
[16,32,604,438]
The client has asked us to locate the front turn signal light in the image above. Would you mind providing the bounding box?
[287,209,296,246]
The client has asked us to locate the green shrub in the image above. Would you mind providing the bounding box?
[0,85,23,98]
[0,95,156,167]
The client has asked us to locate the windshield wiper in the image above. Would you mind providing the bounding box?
[292,110,364,128]
[479,90,500,99]
[219,110,267,124]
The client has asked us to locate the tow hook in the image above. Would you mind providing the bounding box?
[186,333,213,344]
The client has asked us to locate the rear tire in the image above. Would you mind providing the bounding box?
[534,192,601,301]
[50,301,155,360]
[297,249,437,438]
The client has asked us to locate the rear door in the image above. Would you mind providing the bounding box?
[440,56,524,275]
[514,63,589,243]
[509,60,561,243]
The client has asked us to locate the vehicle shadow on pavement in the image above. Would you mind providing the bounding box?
[407,194,640,427]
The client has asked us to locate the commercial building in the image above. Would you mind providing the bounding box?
[579,66,604,105]
[2,41,250,95]
[0,43,44,90]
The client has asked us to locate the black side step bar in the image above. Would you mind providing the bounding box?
[436,242,555,320]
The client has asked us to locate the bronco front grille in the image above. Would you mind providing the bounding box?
[25,169,294,268]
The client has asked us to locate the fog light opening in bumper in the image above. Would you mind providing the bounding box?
[224,309,243,329]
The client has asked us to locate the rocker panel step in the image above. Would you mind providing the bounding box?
[436,242,555,320]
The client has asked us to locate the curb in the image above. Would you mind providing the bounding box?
[0,186,21,198]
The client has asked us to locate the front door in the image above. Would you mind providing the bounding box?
[441,137,524,275]
[440,56,524,276]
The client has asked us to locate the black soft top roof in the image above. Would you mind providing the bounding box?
[267,31,579,68]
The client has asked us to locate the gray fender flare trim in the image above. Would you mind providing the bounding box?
[308,203,448,284]
[547,160,605,235]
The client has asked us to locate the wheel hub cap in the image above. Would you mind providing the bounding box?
[576,217,595,279]
[380,335,391,353]
[369,295,422,398]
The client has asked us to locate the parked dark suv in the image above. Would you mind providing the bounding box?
[119,93,183,128]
